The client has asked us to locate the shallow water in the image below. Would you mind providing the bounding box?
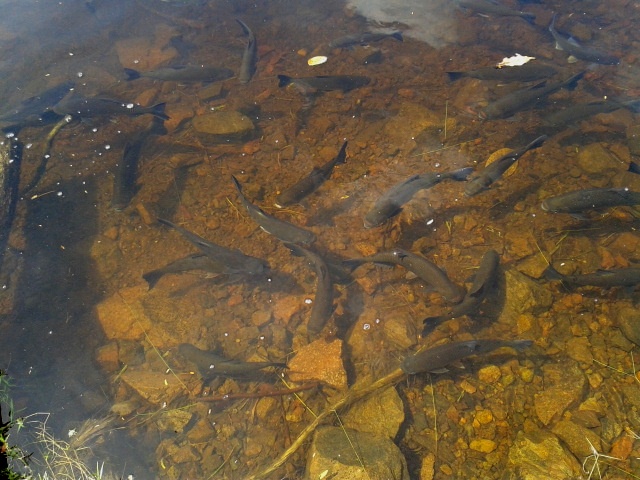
[1,0,639,478]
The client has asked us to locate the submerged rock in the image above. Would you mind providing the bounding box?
[192,111,255,143]
[503,429,582,479]
[307,426,409,480]
[534,362,587,425]
[342,385,405,439]
[287,338,347,390]
[615,306,640,347]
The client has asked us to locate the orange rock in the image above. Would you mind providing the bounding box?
[288,338,347,390]
[95,342,119,372]
[609,433,634,460]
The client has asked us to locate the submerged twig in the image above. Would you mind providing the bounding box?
[247,367,406,480]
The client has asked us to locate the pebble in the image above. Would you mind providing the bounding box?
[478,365,501,384]
[469,439,497,453]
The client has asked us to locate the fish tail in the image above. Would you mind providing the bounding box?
[342,259,364,272]
[236,18,251,35]
[446,72,465,82]
[124,68,141,81]
[391,32,404,42]
[142,270,163,289]
[543,264,564,281]
[151,103,170,120]
[421,316,445,337]
[451,167,474,181]
[628,161,640,175]
[549,12,558,33]
[231,175,243,194]
[336,141,348,164]
[522,12,536,25]
[278,75,293,88]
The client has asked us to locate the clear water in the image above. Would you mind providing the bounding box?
[1,0,639,478]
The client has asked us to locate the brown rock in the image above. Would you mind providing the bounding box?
[343,385,405,439]
[287,338,347,390]
[551,420,601,459]
[95,342,119,372]
[534,362,586,425]
[121,367,192,406]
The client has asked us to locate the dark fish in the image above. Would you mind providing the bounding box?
[124,65,234,83]
[178,343,286,379]
[465,135,547,196]
[543,98,640,127]
[232,175,316,245]
[157,218,268,274]
[401,339,532,375]
[481,71,585,119]
[275,141,347,208]
[541,188,640,214]
[544,264,640,288]
[53,93,169,120]
[458,0,535,23]
[0,138,22,272]
[143,253,229,289]
[286,244,334,337]
[278,75,371,94]
[422,250,500,336]
[328,31,403,49]
[344,248,466,303]
[237,19,257,84]
[364,167,473,228]
[549,14,619,65]
[111,116,167,211]
[0,81,74,131]
[447,64,557,82]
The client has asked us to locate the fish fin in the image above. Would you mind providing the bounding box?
[391,32,403,42]
[446,72,465,82]
[157,217,176,229]
[124,68,141,81]
[543,264,563,281]
[628,161,640,175]
[142,270,163,289]
[564,71,586,91]
[511,340,534,351]
[567,36,582,47]
[151,103,170,120]
[567,55,579,64]
[569,213,589,221]
[278,75,292,88]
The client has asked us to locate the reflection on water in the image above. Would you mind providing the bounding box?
[1,0,640,478]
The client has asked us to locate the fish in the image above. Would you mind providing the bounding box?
[543,98,640,127]
[0,81,74,132]
[543,264,640,288]
[275,141,347,208]
[157,218,268,274]
[53,93,169,120]
[364,167,473,228]
[328,31,403,49]
[124,65,234,83]
[231,175,316,245]
[422,250,500,336]
[344,248,466,303]
[178,343,286,379]
[446,63,557,82]
[457,0,535,23]
[278,75,371,94]
[0,138,22,272]
[143,253,229,289]
[540,188,640,214]
[549,14,619,65]
[480,71,585,119]
[237,19,257,84]
[465,135,547,196]
[401,339,533,375]
[111,116,167,211]
[286,244,334,338]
